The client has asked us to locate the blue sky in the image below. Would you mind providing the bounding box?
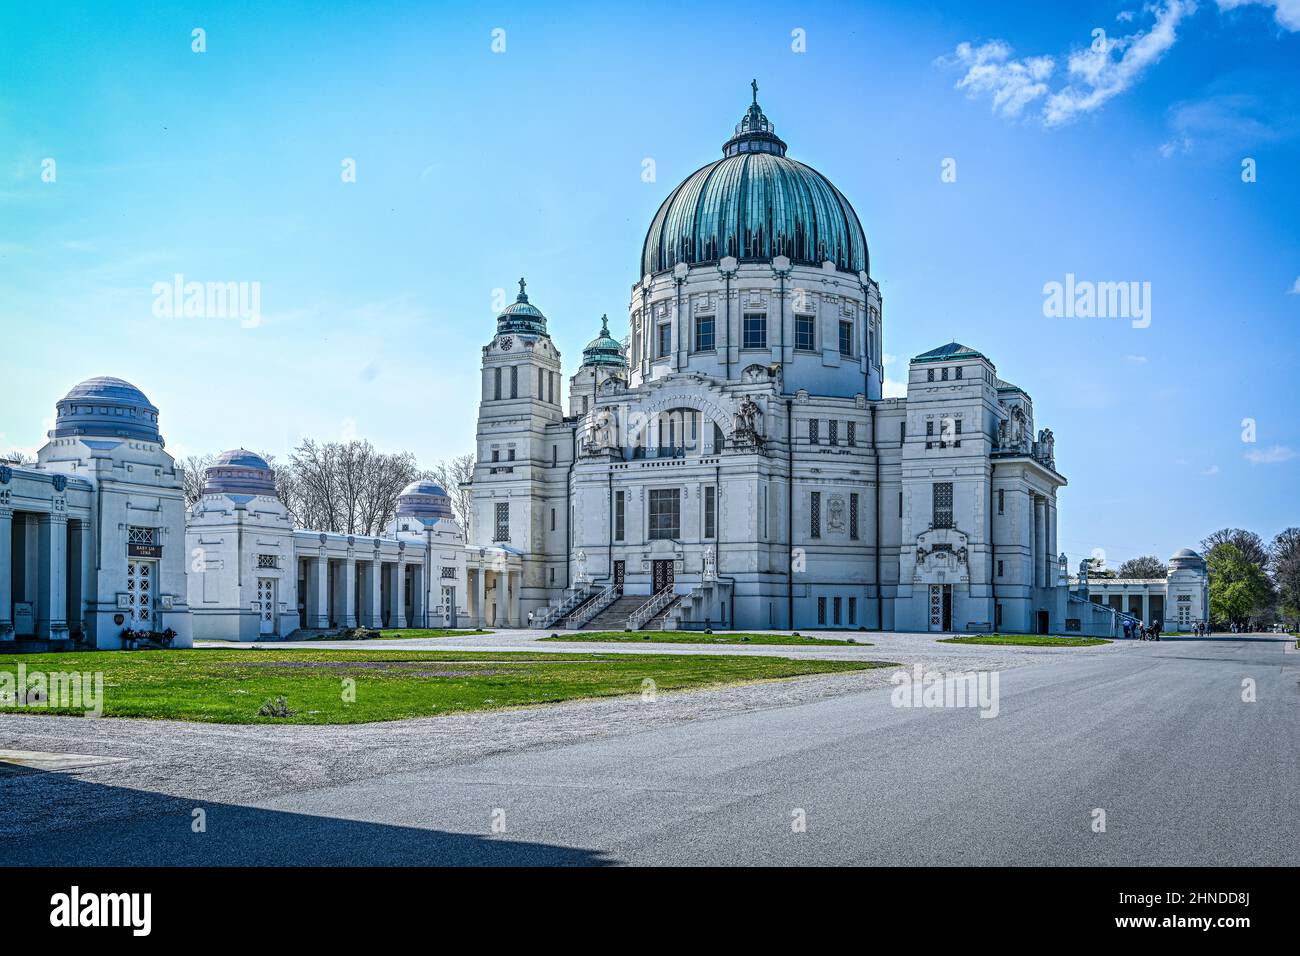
[2,0,1297,570]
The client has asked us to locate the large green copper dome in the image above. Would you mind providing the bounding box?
[641,85,868,277]
[496,278,548,336]
[581,314,626,368]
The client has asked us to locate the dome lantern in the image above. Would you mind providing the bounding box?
[581,314,626,369]
[495,277,549,337]
[202,449,276,497]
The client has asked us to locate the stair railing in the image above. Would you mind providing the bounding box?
[534,584,596,629]
[566,584,620,629]
[627,585,679,631]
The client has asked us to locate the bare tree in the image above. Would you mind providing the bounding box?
[2,450,35,465]
[282,438,419,535]
[179,453,216,507]
[1201,528,1270,571]
[429,452,476,532]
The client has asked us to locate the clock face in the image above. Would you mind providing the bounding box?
[500,336,513,351]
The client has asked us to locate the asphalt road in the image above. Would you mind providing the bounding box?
[2,635,1296,865]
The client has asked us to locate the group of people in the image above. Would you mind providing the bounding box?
[1122,618,1165,641]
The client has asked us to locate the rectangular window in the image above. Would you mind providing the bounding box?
[848,597,857,625]
[657,323,671,358]
[507,448,515,461]
[614,491,625,541]
[997,560,1004,577]
[256,553,278,569]
[833,596,842,626]
[128,526,156,545]
[828,419,839,446]
[838,320,853,356]
[955,366,963,380]
[548,371,556,404]
[847,421,856,447]
[809,419,820,445]
[704,486,716,539]
[493,502,510,542]
[492,449,500,463]
[817,596,827,625]
[794,314,815,351]
[550,508,556,531]
[552,445,558,467]
[900,421,906,443]
[510,365,518,399]
[743,312,766,349]
[898,491,903,518]
[648,488,680,540]
[440,566,457,579]
[493,367,502,400]
[694,314,715,352]
[849,492,859,540]
[538,370,544,399]
[941,367,949,381]
[933,481,954,529]
[998,489,1005,514]
[810,491,821,539]
[927,368,934,382]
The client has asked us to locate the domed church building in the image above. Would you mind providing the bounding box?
[1,377,193,649]
[470,87,1129,635]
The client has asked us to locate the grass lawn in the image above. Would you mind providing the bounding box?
[0,648,888,725]
[301,628,490,641]
[939,634,1111,647]
[541,630,869,646]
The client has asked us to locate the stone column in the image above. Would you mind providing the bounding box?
[37,513,69,639]
[0,507,12,640]
[391,562,407,629]
[308,557,330,628]
[337,557,357,628]
[359,559,382,628]
[475,563,487,628]
[1142,592,1150,625]
[410,564,426,628]
[1033,496,1046,590]
[508,569,520,627]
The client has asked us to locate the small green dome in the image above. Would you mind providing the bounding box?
[582,314,625,368]
[496,278,548,336]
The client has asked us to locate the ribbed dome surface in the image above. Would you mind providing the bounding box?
[397,480,454,522]
[203,448,276,497]
[52,376,163,444]
[642,90,868,277]
[581,315,625,368]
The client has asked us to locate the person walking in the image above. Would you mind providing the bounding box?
[1150,618,1161,641]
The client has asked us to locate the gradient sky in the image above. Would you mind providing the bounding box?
[2,0,1297,572]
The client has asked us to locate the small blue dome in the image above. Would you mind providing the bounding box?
[642,86,868,277]
[397,479,454,522]
[582,314,626,368]
[203,448,276,497]
[52,376,163,445]
[496,278,548,336]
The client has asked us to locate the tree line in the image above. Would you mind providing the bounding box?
[180,441,475,537]
[1201,527,1299,630]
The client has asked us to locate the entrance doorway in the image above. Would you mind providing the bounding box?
[126,560,156,630]
[256,578,276,635]
[1036,610,1050,634]
[613,560,625,590]
[928,584,953,632]
[652,559,674,593]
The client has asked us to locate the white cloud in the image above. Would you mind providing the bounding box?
[941,0,1194,127]
[1288,276,1300,294]
[883,353,898,365]
[1124,353,1148,362]
[1217,0,1300,31]
[883,377,908,398]
[1244,444,1297,464]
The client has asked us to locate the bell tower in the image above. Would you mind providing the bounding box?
[470,279,566,615]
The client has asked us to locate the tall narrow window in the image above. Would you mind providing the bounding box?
[537,370,544,399]
[900,421,906,443]
[656,323,670,358]
[848,597,857,625]
[809,419,820,445]
[704,485,716,539]
[933,482,954,529]
[828,419,839,446]
[817,597,827,625]
[552,445,558,467]
[493,502,510,541]
[548,371,555,404]
[838,320,853,357]
[927,368,935,382]
[493,367,502,400]
[648,488,680,540]
[849,492,859,540]
[898,491,903,518]
[794,314,815,351]
[833,596,842,626]
[847,421,856,447]
[510,366,518,399]
[743,312,766,349]
[614,491,625,541]
[550,508,556,531]
[941,367,949,381]
[998,489,1005,514]
[810,491,821,539]
[694,314,715,352]
[955,366,963,379]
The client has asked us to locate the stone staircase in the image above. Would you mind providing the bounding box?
[576,594,649,631]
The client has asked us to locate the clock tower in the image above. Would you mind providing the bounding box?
[469,279,568,620]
